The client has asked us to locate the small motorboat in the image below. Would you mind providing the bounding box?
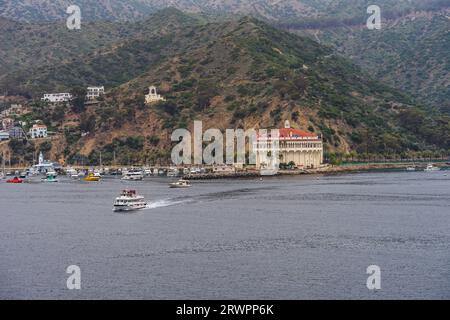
[113,190,147,212]
[406,166,416,171]
[84,173,100,182]
[41,173,58,183]
[424,164,440,172]
[169,179,192,188]
[7,177,23,184]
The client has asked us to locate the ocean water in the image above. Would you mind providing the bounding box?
[0,171,449,299]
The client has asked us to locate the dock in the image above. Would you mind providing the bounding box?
[183,171,261,180]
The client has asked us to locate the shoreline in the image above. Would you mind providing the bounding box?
[184,162,449,180]
[2,161,448,180]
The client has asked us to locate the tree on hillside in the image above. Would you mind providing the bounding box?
[70,87,87,113]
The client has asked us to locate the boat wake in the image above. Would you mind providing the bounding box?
[145,199,188,210]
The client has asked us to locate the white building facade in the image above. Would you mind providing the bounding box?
[0,131,9,141]
[255,121,323,170]
[30,124,48,139]
[41,93,72,103]
[86,86,105,100]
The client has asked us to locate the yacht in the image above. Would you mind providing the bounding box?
[169,179,192,188]
[424,164,440,172]
[113,190,147,212]
[66,167,79,178]
[167,167,179,177]
[143,168,153,176]
[122,169,144,181]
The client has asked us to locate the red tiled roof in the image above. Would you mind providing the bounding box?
[257,127,319,140]
[278,128,317,138]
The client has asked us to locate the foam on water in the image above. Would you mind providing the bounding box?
[145,199,187,209]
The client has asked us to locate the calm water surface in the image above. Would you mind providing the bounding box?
[1,171,449,299]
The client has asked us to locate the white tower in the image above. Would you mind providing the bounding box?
[145,86,166,104]
[285,120,291,129]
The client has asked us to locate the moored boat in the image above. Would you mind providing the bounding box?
[424,164,440,172]
[6,177,23,184]
[84,173,100,182]
[122,170,144,181]
[41,173,58,183]
[113,190,147,212]
[167,167,180,177]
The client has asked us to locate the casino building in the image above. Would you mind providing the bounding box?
[255,120,323,170]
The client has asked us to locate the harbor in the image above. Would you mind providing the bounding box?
[1,170,450,299]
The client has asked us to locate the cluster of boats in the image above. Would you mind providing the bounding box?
[406,164,441,172]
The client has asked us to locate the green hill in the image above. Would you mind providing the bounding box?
[1,9,449,165]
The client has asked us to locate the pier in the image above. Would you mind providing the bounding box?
[183,171,261,180]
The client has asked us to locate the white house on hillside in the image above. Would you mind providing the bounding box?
[30,124,48,139]
[41,93,72,103]
[86,86,105,100]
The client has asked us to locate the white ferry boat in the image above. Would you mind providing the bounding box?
[113,190,147,212]
[169,179,192,188]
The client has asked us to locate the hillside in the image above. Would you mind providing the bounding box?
[7,13,446,165]
[1,0,448,112]
[0,8,201,96]
[286,7,450,113]
[1,9,449,165]
[2,0,447,22]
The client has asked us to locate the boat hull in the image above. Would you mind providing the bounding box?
[169,184,191,188]
[113,204,147,212]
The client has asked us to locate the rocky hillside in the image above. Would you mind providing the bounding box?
[2,0,447,22]
[2,1,448,112]
[285,7,450,113]
[1,8,448,165]
[3,10,448,165]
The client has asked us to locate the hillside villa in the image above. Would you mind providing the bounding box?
[86,86,105,100]
[41,93,72,103]
[29,124,48,139]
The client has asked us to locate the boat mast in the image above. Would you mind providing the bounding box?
[2,151,5,175]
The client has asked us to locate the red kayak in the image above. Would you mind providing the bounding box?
[6,177,23,184]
